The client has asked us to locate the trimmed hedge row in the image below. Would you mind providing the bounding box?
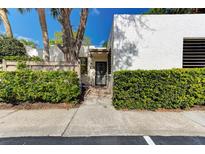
[0,56,43,63]
[0,70,80,104]
[113,69,205,110]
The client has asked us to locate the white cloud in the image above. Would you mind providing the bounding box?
[99,40,105,45]
[16,35,39,46]
[91,8,100,15]
[0,30,5,35]
[0,32,40,47]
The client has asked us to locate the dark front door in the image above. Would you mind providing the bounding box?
[95,62,107,86]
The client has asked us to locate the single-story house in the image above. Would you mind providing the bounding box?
[45,14,205,88]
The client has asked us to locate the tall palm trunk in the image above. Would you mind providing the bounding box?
[37,8,49,61]
[0,8,13,37]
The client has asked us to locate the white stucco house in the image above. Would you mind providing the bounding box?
[46,45,111,87]
[111,14,205,71]
[45,14,205,88]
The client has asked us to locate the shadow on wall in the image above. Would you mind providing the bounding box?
[113,15,156,70]
[49,45,65,62]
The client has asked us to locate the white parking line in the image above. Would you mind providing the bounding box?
[143,136,155,145]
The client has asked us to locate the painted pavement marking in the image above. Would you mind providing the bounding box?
[143,136,155,145]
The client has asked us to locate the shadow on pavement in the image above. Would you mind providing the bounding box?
[151,136,205,145]
[0,136,204,145]
[0,136,147,145]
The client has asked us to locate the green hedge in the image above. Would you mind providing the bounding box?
[0,35,27,56]
[0,70,80,104]
[113,69,205,110]
[0,56,43,63]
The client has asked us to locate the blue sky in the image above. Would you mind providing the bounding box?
[0,8,149,48]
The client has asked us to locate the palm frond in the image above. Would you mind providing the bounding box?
[50,8,61,19]
[147,8,203,14]
[17,8,32,14]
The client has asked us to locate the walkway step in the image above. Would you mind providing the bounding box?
[84,86,111,98]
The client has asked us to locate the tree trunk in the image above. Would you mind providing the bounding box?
[75,8,89,59]
[37,8,50,61]
[64,52,69,62]
[0,8,13,37]
[60,9,74,62]
[55,8,89,64]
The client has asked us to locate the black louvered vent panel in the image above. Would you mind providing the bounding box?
[108,51,111,74]
[183,38,205,68]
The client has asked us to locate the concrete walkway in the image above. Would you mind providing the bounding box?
[0,95,205,137]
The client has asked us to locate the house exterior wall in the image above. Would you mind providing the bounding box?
[42,45,109,86]
[111,14,205,71]
[43,45,91,62]
[81,52,108,86]
[25,46,39,57]
[47,45,64,61]
[2,60,80,75]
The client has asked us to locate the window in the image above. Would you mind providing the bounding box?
[80,57,88,74]
[183,38,205,68]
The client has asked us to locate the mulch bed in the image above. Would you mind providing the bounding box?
[121,105,205,112]
[155,105,205,112]
[0,102,80,110]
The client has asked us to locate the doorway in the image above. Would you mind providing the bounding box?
[95,62,107,86]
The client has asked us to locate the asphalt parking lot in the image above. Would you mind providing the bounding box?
[0,136,204,145]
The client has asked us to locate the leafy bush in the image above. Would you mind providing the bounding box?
[113,69,205,110]
[19,39,37,48]
[16,61,28,70]
[0,35,27,56]
[0,70,80,104]
[49,31,91,46]
[0,56,43,63]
